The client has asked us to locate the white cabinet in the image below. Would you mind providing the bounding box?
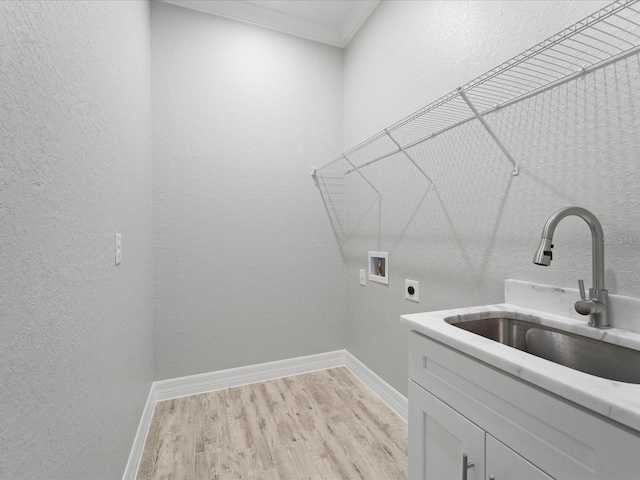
[409,381,484,480]
[409,381,551,480]
[408,331,640,480]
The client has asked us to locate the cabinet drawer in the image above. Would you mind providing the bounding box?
[486,434,552,480]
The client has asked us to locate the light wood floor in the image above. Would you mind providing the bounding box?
[137,367,407,480]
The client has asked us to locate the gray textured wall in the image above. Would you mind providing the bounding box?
[0,1,153,478]
[341,0,640,396]
[151,3,345,381]
[4,2,638,476]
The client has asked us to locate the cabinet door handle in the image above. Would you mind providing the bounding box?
[462,453,475,480]
[489,476,496,480]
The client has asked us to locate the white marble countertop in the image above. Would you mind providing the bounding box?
[401,280,640,433]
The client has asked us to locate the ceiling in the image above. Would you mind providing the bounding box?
[159,0,380,48]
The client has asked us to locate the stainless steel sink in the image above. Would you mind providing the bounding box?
[447,317,640,384]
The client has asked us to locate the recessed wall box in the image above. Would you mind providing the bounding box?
[368,251,388,285]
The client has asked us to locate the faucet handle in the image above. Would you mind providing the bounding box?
[578,279,586,301]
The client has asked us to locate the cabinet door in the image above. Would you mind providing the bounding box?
[409,381,485,480]
[486,434,552,480]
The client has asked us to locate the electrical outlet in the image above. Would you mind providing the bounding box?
[359,269,366,286]
[405,279,419,302]
[115,234,122,265]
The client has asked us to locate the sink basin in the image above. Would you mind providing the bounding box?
[447,316,640,384]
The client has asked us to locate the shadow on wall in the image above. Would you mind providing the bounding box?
[314,173,346,259]
[334,122,522,286]
[344,195,380,249]
[315,52,640,295]
[388,187,430,255]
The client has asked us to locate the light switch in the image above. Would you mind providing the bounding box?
[359,269,366,286]
[115,234,122,265]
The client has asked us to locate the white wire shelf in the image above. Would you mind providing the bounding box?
[311,0,640,188]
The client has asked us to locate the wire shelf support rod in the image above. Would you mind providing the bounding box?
[384,129,436,190]
[342,154,382,200]
[457,87,519,176]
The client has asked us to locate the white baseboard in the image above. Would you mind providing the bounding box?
[153,350,345,402]
[122,386,157,480]
[344,351,408,422]
[123,349,407,479]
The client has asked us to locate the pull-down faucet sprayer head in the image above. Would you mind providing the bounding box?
[533,237,553,266]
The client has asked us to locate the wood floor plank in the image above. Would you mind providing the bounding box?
[261,468,280,480]
[334,385,407,462]
[286,439,324,480]
[297,371,351,425]
[327,368,407,458]
[147,396,197,480]
[272,375,331,446]
[258,381,300,446]
[196,444,260,480]
[225,386,253,451]
[238,384,276,471]
[286,373,371,479]
[137,367,407,480]
[322,366,357,390]
[224,386,263,477]
[270,440,325,480]
[332,420,388,480]
[339,416,407,480]
[307,424,370,480]
[272,375,319,434]
[195,390,231,453]
[270,375,348,478]
[271,442,300,480]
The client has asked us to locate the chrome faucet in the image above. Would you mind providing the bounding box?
[533,206,609,328]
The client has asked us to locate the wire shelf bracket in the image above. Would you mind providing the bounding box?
[457,87,519,176]
[385,129,436,189]
[311,0,640,182]
[342,153,382,200]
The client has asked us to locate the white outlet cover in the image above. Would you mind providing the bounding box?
[359,269,366,286]
[115,233,122,265]
[405,279,419,302]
